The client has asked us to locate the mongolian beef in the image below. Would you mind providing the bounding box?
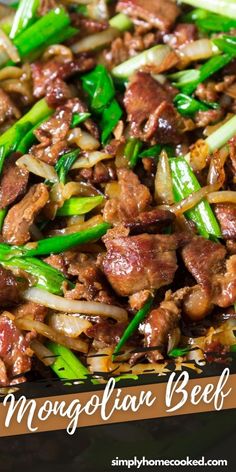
[0,0,236,386]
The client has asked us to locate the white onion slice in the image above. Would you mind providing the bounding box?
[71,151,112,169]
[71,27,118,53]
[17,154,58,182]
[178,39,219,62]
[68,128,100,151]
[31,340,55,366]
[23,287,128,322]
[0,29,20,63]
[49,313,92,338]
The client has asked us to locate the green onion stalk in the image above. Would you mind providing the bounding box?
[10,0,40,39]
[180,0,236,20]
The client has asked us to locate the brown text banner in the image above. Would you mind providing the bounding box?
[0,370,235,437]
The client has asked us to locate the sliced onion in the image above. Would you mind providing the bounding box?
[178,39,219,63]
[17,154,58,182]
[63,181,100,199]
[0,29,20,63]
[23,287,128,322]
[71,27,118,53]
[169,181,222,215]
[87,0,109,20]
[154,150,174,204]
[0,66,23,81]
[207,146,228,185]
[49,215,104,235]
[190,139,209,172]
[30,340,55,366]
[225,81,236,99]
[15,317,88,353]
[49,313,92,338]
[68,128,100,151]
[87,347,114,375]
[71,151,112,169]
[207,191,236,204]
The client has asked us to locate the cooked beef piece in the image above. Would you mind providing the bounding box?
[71,13,109,34]
[0,89,20,124]
[102,232,179,296]
[0,314,32,386]
[182,237,226,294]
[44,254,69,277]
[0,266,20,306]
[167,23,197,49]
[124,208,175,234]
[63,252,115,304]
[86,321,127,347]
[0,153,29,209]
[45,78,72,107]
[124,72,182,144]
[214,203,236,239]
[129,289,152,311]
[2,183,49,245]
[182,237,236,310]
[104,168,151,224]
[31,56,94,103]
[12,301,48,322]
[226,240,236,254]
[195,81,218,102]
[117,0,180,32]
[140,299,180,362]
[194,109,223,128]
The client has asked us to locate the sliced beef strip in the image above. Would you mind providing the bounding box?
[86,321,127,347]
[214,203,236,239]
[103,168,151,224]
[12,301,48,322]
[124,72,182,144]
[117,0,180,32]
[0,153,29,209]
[0,88,20,125]
[140,299,180,362]
[2,183,49,245]
[124,208,175,234]
[166,23,197,49]
[182,237,236,310]
[102,232,179,297]
[0,314,32,386]
[0,266,20,306]
[31,56,94,103]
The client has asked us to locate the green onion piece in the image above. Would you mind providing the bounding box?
[55,149,80,184]
[13,6,70,59]
[47,342,99,383]
[100,98,122,145]
[112,44,171,79]
[174,93,219,116]
[109,13,133,32]
[180,0,236,20]
[168,347,191,358]
[82,64,115,111]
[0,208,7,231]
[10,0,39,39]
[57,196,104,217]
[182,8,236,32]
[73,4,88,16]
[173,54,232,95]
[0,255,67,295]
[71,112,91,128]
[26,26,78,63]
[16,116,51,154]
[169,158,222,239]
[213,36,236,56]
[124,137,143,168]
[139,145,174,158]
[230,345,236,353]
[23,222,110,257]
[0,98,53,174]
[113,298,153,359]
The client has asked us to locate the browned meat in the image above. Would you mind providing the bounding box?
[44,254,68,277]
[129,289,151,311]
[124,208,175,234]
[214,203,236,239]
[140,299,180,362]
[195,109,223,128]
[104,168,151,224]
[86,321,127,347]
[71,13,109,34]
[124,72,182,144]
[12,301,48,322]
[167,23,197,49]
[195,81,218,102]
[182,237,226,293]
[227,240,236,254]
[63,252,115,304]
[0,266,20,306]
[0,89,20,124]
[182,237,236,310]
[2,183,49,245]
[0,153,29,210]
[204,340,230,364]
[0,314,32,386]
[31,56,94,104]
[102,233,179,296]
[117,0,180,32]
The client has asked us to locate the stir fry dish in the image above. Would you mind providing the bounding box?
[1,0,236,387]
